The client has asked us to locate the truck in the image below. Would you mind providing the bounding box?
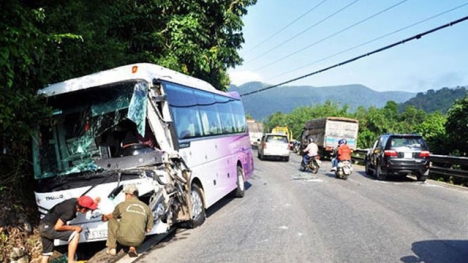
[300,117,359,159]
[247,119,264,147]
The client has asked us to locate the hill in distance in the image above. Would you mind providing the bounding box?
[229,82,416,120]
[398,86,467,114]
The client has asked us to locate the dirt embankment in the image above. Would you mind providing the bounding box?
[0,190,42,263]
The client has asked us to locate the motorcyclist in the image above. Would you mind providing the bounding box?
[331,139,352,171]
[303,138,318,166]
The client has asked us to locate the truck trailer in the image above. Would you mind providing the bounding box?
[247,119,264,147]
[300,117,359,159]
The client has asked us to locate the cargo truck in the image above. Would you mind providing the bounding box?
[247,119,264,147]
[300,117,359,159]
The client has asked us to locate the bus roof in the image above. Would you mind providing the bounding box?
[38,63,224,97]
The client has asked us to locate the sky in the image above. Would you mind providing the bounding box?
[228,0,468,92]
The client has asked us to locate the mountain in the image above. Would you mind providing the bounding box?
[398,86,467,114]
[229,82,416,120]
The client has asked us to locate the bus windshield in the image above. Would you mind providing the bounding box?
[32,81,151,179]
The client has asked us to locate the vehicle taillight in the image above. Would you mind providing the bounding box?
[384,150,398,157]
[263,142,267,149]
[419,151,430,157]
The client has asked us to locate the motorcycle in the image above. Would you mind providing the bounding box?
[292,141,301,154]
[301,155,321,174]
[335,160,353,180]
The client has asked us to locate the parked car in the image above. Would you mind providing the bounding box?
[364,133,430,181]
[257,133,290,161]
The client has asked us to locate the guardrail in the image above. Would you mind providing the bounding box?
[352,149,368,163]
[351,149,468,180]
[429,154,468,179]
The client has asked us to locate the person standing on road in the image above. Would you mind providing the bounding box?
[39,196,100,263]
[303,138,319,165]
[102,184,154,257]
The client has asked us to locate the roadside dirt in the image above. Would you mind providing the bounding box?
[0,189,42,263]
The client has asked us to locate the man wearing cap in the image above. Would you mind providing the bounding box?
[39,196,100,263]
[102,184,154,257]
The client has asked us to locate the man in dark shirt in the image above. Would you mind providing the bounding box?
[39,196,100,263]
[102,184,154,257]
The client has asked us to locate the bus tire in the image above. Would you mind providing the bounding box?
[233,166,245,198]
[188,184,206,228]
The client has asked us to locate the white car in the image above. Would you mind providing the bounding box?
[257,133,290,161]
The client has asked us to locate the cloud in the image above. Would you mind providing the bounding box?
[228,70,263,86]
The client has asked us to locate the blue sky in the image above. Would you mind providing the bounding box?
[228,0,468,92]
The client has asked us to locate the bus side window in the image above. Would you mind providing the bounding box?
[176,108,202,139]
[177,116,193,138]
[200,111,210,136]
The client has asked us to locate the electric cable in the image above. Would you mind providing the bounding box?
[240,15,468,97]
[247,0,361,65]
[243,0,330,56]
[253,0,409,72]
[268,2,468,81]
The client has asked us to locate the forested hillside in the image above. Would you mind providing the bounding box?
[232,82,467,120]
[230,82,415,120]
[398,86,467,113]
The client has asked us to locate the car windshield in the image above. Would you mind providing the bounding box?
[389,137,425,148]
[266,135,288,143]
[32,81,149,179]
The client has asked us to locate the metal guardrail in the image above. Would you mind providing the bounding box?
[351,149,468,180]
[352,149,368,163]
[429,154,468,179]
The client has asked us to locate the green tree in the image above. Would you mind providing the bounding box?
[445,96,468,155]
[0,1,52,193]
[398,105,427,132]
[31,0,256,89]
[414,112,447,154]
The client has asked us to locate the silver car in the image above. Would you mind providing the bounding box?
[257,133,290,161]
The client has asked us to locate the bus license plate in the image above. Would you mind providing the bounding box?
[85,229,107,240]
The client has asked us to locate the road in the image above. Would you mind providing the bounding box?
[123,150,468,263]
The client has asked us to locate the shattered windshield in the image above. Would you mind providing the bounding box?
[33,81,150,179]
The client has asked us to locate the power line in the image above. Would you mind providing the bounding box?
[267,2,468,82]
[247,0,361,65]
[253,0,409,72]
[243,0,330,56]
[240,15,468,97]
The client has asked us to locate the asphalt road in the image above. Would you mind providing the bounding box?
[124,150,468,263]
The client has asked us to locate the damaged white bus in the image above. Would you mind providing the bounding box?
[33,63,254,246]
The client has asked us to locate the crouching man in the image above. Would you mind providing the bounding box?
[39,196,100,263]
[102,184,154,257]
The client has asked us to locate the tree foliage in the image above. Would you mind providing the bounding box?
[398,86,467,114]
[445,96,468,155]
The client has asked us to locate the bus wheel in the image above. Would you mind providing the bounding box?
[189,184,206,228]
[233,166,245,198]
